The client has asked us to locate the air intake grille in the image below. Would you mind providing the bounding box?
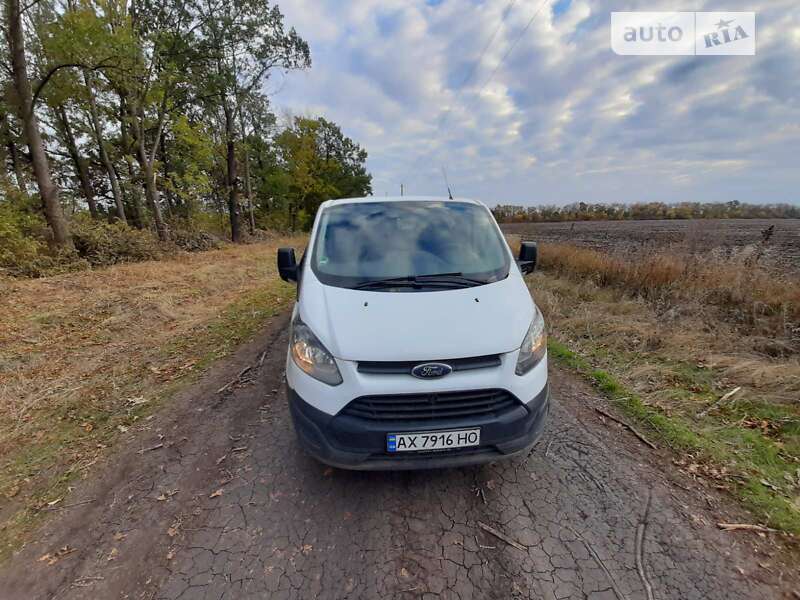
[357,354,501,375]
[340,389,520,422]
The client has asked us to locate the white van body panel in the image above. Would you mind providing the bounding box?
[298,268,534,362]
[286,335,548,417]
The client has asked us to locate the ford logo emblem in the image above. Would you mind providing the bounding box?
[411,363,453,379]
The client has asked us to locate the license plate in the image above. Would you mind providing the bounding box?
[387,429,480,453]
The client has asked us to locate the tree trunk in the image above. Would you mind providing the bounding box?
[237,107,255,235]
[0,109,8,185]
[213,189,225,234]
[159,131,174,216]
[243,148,255,234]
[55,104,98,218]
[0,155,6,188]
[224,104,241,243]
[135,125,167,241]
[9,141,24,187]
[83,70,126,223]
[123,154,143,227]
[290,200,297,232]
[2,106,25,187]
[7,0,71,248]
[118,95,144,228]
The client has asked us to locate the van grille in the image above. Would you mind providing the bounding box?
[340,389,520,422]
[357,354,501,375]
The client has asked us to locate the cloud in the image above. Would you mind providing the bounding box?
[274,0,800,205]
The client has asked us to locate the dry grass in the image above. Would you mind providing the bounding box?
[538,242,800,343]
[526,239,800,413]
[524,240,800,531]
[533,275,800,408]
[0,237,305,556]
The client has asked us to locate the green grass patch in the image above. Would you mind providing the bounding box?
[548,338,800,535]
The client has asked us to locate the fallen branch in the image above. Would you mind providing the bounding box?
[594,407,657,450]
[567,525,628,600]
[137,443,164,454]
[697,387,742,418]
[717,523,778,533]
[71,575,105,588]
[477,521,525,551]
[216,366,254,394]
[635,491,655,600]
[545,440,555,458]
[258,351,267,367]
[43,498,95,512]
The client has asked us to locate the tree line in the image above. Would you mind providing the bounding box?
[492,201,800,223]
[1,0,371,270]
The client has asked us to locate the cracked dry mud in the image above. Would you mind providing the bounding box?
[1,314,796,599]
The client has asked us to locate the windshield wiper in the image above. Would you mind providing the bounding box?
[353,273,487,290]
[414,272,488,286]
[353,277,418,290]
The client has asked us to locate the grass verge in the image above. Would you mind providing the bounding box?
[0,237,306,560]
[548,338,800,534]
[516,233,800,537]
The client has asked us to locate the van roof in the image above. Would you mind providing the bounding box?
[321,196,486,209]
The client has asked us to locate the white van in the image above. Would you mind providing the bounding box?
[277,196,549,469]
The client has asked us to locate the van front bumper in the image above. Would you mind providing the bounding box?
[286,384,550,471]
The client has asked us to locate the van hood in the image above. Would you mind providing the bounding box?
[300,274,534,362]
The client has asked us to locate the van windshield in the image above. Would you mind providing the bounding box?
[310,201,510,290]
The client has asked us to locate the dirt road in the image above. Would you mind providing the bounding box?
[0,314,795,599]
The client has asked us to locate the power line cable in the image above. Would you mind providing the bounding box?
[462,0,518,88]
[437,0,517,132]
[422,0,519,197]
[476,0,551,97]
[415,0,553,197]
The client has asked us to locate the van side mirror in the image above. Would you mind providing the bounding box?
[518,242,538,274]
[277,247,298,282]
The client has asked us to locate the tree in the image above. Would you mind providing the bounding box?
[272,117,372,230]
[0,0,375,270]
[118,0,197,240]
[274,118,332,231]
[4,0,72,247]
[35,2,133,222]
[190,0,310,241]
[315,117,372,199]
[53,102,98,218]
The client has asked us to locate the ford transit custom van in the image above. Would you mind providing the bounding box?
[277,196,549,469]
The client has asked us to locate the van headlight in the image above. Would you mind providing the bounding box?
[290,315,343,386]
[515,307,547,376]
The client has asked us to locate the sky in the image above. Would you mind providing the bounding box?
[273,0,799,206]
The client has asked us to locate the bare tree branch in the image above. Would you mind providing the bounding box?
[20,0,43,13]
[31,61,116,109]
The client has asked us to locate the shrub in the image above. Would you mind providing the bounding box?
[170,225,223,252]
[70,214,162,266]
[0,196,81,277]
[0,213,50,276]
